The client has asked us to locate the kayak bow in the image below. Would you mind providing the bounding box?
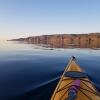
[51,56,100,100]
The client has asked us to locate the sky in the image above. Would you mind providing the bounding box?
[0,0,100,39]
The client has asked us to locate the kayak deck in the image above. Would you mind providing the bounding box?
[51,57,100,100]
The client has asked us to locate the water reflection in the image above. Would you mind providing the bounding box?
[16,40,100,49]
[0,41,100,100]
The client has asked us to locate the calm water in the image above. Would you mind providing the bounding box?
[0,41,100,100]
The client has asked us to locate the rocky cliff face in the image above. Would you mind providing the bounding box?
[11,33,100,48]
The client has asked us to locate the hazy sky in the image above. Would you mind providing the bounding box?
[0,0,100,39]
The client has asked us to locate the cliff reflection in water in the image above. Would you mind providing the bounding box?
[11,33,100,49]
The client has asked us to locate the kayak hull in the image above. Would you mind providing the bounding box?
[51,57,100,100]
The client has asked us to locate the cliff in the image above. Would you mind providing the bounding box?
[11,33,100,48]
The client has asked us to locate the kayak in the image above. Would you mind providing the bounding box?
[51,56,100,100]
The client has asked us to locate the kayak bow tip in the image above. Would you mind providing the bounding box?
[72,56,76,60]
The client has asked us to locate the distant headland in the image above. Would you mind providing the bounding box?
[9,33,100,48]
